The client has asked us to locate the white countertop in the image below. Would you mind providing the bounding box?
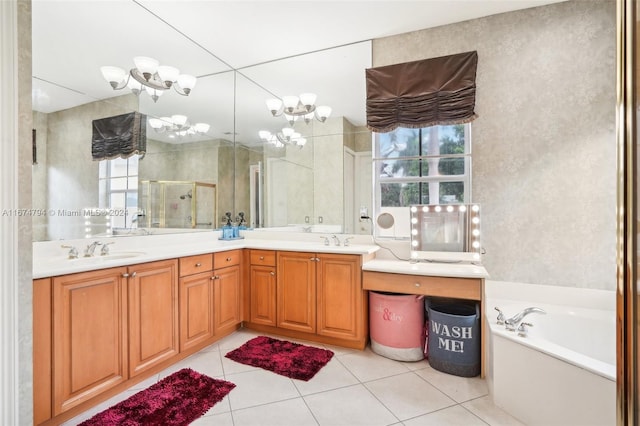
[33,230,489,280]
[362,258,489,279]
[33,231,380,279]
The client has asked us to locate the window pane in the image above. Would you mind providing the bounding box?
[380,182,424,207]
[422,124,466,154]
[99,161,107,178]
[110,158,128,177]
[377,128,419,158]
[110,177,127,190]
[127,176,138,189]
[378,158,422,178]
[421,157,466,176]
[440,182,465,204]
[127,156,139,175]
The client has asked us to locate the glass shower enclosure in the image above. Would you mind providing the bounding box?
[139,180,217,229]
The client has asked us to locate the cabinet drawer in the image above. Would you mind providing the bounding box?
[250,249,276,266]
[363,271,481,300]
[214,249,241,268]
[179,254,213,277]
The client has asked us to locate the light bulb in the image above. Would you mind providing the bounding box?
[100,66,126,86]
[282,96,299,111]
[157,65,180,84]
[148,118,163,129]
[171,114,188,127]
[259,130,271,140]
[299,93,317,109]
[176,74,196,94]
[193,123,210,133]
[266,98,282,114]
[133,56,159,78]
[410,206,417,213]
[315,105,332,122]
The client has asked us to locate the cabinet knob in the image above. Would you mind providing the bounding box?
[195,262,202,267]
[259,256,265,260]
[226,257,232,262]
[131,271,137,277]
[122,273,129,278]
[414,282,421,287]
[270,271,275,276]
[212,275,220,280]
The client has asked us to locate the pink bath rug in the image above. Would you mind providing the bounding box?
[225,335,334,381]
[78,368,235,426]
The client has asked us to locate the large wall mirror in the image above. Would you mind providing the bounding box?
[31,1,373,242]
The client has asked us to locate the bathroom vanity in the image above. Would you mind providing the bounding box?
[32,231,487,425]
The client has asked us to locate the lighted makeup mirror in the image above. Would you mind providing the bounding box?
[409,204,482,263]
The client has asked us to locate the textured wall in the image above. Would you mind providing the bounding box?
[46,95,137,239]
[373,1,616,290]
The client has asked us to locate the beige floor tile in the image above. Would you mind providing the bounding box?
[293,357,359,396]
[414,365,488,403]
[226,368,300,410]
[231,398,318,426]
[403,405,488,425]
[304,384,398,426]
[338,347,411,382]
[462,395,525,426]
[365,372,456,420]
[191,411,235,425]
[157,349,225,380]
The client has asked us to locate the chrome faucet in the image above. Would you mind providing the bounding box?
[343,236,354,247]
[331,235,340,246]
[505,307,546,331]
[84,241,103,257]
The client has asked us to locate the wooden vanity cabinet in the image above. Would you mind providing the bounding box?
[179,254,215,352]
[275,251,367,347]
[51,267,129,416]
[249,250,277,326]
[277,251,317,333]
[49,259,178,416]
[316,253,365,342]
[127,259,179,378]
[213,250,242,334]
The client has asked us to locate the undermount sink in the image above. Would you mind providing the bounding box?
[55,251,147,264]
[93,251,146,261]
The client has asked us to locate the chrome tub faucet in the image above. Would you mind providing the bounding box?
[505,307,546,331]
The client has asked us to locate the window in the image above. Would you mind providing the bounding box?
[98,156,139,228]
[373,124,471,236]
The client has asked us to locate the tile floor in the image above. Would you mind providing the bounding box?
[64,329,524,426]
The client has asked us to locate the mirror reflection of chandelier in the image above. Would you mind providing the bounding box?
[100,56,197,103]
[148,115,210,139]
[258,127,307,149]
[265,93,332,126]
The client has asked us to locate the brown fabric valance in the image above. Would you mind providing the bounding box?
[366,51,478,133]
[92,111,146,161]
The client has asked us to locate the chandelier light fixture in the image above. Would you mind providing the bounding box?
[265,93,332,126]
[258,128,307,148]
[100,56,197,102]
[148,115,210,139]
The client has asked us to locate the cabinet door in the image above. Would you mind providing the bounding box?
[214,264,241,332]
[277,251,316,333]
[250,265,277,326]
[128,259,179,377]
[317,254,364,341]
[179,271,215,352]
[52,267,128,416]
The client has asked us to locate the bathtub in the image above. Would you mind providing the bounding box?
[485,281,616,426]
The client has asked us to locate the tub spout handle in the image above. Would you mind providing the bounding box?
[517,322,533,338]
[494,307,505,325]
[505,307,546,331]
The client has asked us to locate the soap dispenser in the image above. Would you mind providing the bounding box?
[221,212,234,239]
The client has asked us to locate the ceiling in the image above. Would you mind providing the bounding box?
[31,0,564,146]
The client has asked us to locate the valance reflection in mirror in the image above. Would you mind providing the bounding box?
[409,204,481,262]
